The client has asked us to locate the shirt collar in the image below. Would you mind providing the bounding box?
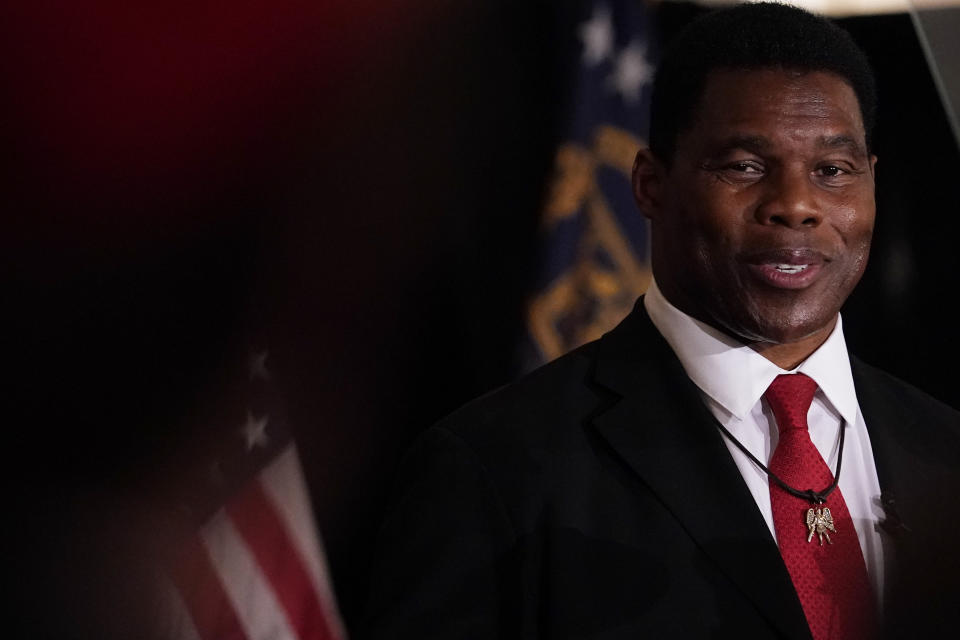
[643,277,860,426]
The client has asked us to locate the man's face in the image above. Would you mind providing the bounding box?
[649,68,876,347]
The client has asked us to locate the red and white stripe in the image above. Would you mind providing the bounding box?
[168,444,346,640]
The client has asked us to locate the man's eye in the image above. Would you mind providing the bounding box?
[816,165,846,177]
[728,162,762,173]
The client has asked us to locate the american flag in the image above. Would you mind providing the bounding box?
[158,350,346,640]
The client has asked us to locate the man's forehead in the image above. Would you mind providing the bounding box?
[685,68,868,145]
[706,132,869,158]
[701,68,860,112]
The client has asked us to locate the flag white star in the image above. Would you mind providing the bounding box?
[578,4,614,66]
[248,350,271,381]
[240,411,270,451]
[608,39,654,104]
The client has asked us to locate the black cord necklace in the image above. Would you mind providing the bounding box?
[715,418,845,503]
[715,418,846,544]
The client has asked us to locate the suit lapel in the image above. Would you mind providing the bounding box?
[590,304,811,640]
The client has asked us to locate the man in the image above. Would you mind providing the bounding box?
[364,4,960,638]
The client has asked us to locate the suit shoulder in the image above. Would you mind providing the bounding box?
[851,356,960,425]
[433,340,607,447]
[852,356,960,470]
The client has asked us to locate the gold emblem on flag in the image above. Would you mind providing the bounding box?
[528,125,651,361]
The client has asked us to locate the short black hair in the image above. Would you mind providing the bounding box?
[649,2,876,163]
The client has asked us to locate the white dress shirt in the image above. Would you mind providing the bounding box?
[643,278,887,604]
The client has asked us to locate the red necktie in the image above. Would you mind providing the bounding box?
[766,373,876,640]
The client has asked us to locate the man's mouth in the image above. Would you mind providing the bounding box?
[773,263,810,275]
[745,250,826,289]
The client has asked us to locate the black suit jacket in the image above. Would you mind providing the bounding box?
[364,303,960,639]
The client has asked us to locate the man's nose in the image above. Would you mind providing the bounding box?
[754,169,821,228]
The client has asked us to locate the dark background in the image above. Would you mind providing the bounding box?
[5,1,958,636]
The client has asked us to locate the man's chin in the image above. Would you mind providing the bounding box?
[717,307,839,350]
[740,320,838,356]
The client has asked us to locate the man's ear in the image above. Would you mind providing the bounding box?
[632,147,664,220]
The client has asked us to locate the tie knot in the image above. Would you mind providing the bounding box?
[764,373,818,432]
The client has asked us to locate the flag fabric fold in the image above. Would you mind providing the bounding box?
[161,349,345,640]
[167,443,345,640]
